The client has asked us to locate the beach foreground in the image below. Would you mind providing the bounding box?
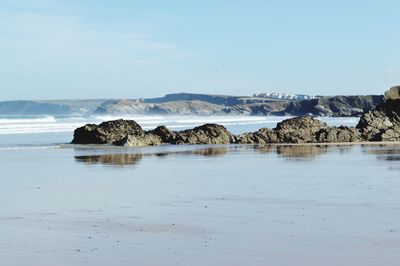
[1,144,400,266]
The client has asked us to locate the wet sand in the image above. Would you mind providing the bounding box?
[1,144,400,265]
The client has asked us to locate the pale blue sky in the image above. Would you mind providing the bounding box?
[0,0,399,100]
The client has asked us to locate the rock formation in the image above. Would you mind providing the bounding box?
[72,87,400,146]
[71,119,145,144]
[384,86,400,100]
[72,116,361,146]
[72,121,237,146]
[356,91,400,141]
[237,116,360,144]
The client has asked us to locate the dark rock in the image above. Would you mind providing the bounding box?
[150,126,177,143]
[356,99,400,141]
[238,117,361,144]
[116,133,162,147]
[316,126,361,143]
[72,121,237,146]
[384,86,400,100]
[71,119,144,144]
[237,128,278,144]
[274,116,328,143]
[171,124,237,145]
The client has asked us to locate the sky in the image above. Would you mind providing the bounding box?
[0,0,399,100]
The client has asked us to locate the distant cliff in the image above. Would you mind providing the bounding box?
[273,95,384,117]
[94,98,288,116]
[144,93,278,106]
[0,99,106,116]
[0,101,72,115]
[94,93,383,117]
[0,93,385,117]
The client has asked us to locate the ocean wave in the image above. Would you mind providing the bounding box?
[0,115,360,135]
[0,145,62,150]
[0,123,86,134]
[0,115,57,124]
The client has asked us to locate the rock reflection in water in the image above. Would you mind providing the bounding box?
[362,144,400,162]
[153,147,228,158]
[183,147,228,157]
[75,147,228,166]
[74,144,400,167]
[253,145,332,160]
[75,154,143,166]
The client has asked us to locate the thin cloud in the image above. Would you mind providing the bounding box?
[0,11,190,70]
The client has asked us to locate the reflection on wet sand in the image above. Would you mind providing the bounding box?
[73,145,343,166]
[75,147,228,166]
[75,154,143,166]
[362,144,400,161]
[253,145,330,160]
[154,147,228,158]
[74,144,400,167]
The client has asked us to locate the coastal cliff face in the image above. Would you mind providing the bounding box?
[273,95,384,117]
[93,98,288,116]
[0,93,383,117]
[0,99,107,116]
[93,94,383,117]
[0,101,72,115]
[71,87,400,146]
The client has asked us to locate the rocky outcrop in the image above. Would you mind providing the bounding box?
[71,119,145,144]
[72,87,400,146]
[237,116,361,144]
[384,86,400,100]
[167,124,237,145]
[274,116,329,143]
[72,117,361,146]
[72,120,236,146]
[356,98,400,141]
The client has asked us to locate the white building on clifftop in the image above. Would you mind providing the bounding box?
[252,92,315,100]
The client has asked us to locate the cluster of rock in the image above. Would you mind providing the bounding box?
[237,117,360,144]
[72,87,400,146]
[72,120,237,146]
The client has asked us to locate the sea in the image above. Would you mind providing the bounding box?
[0,114,360,149]
[1,115,399,266]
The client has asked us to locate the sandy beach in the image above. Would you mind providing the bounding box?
[1,144,400,265]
